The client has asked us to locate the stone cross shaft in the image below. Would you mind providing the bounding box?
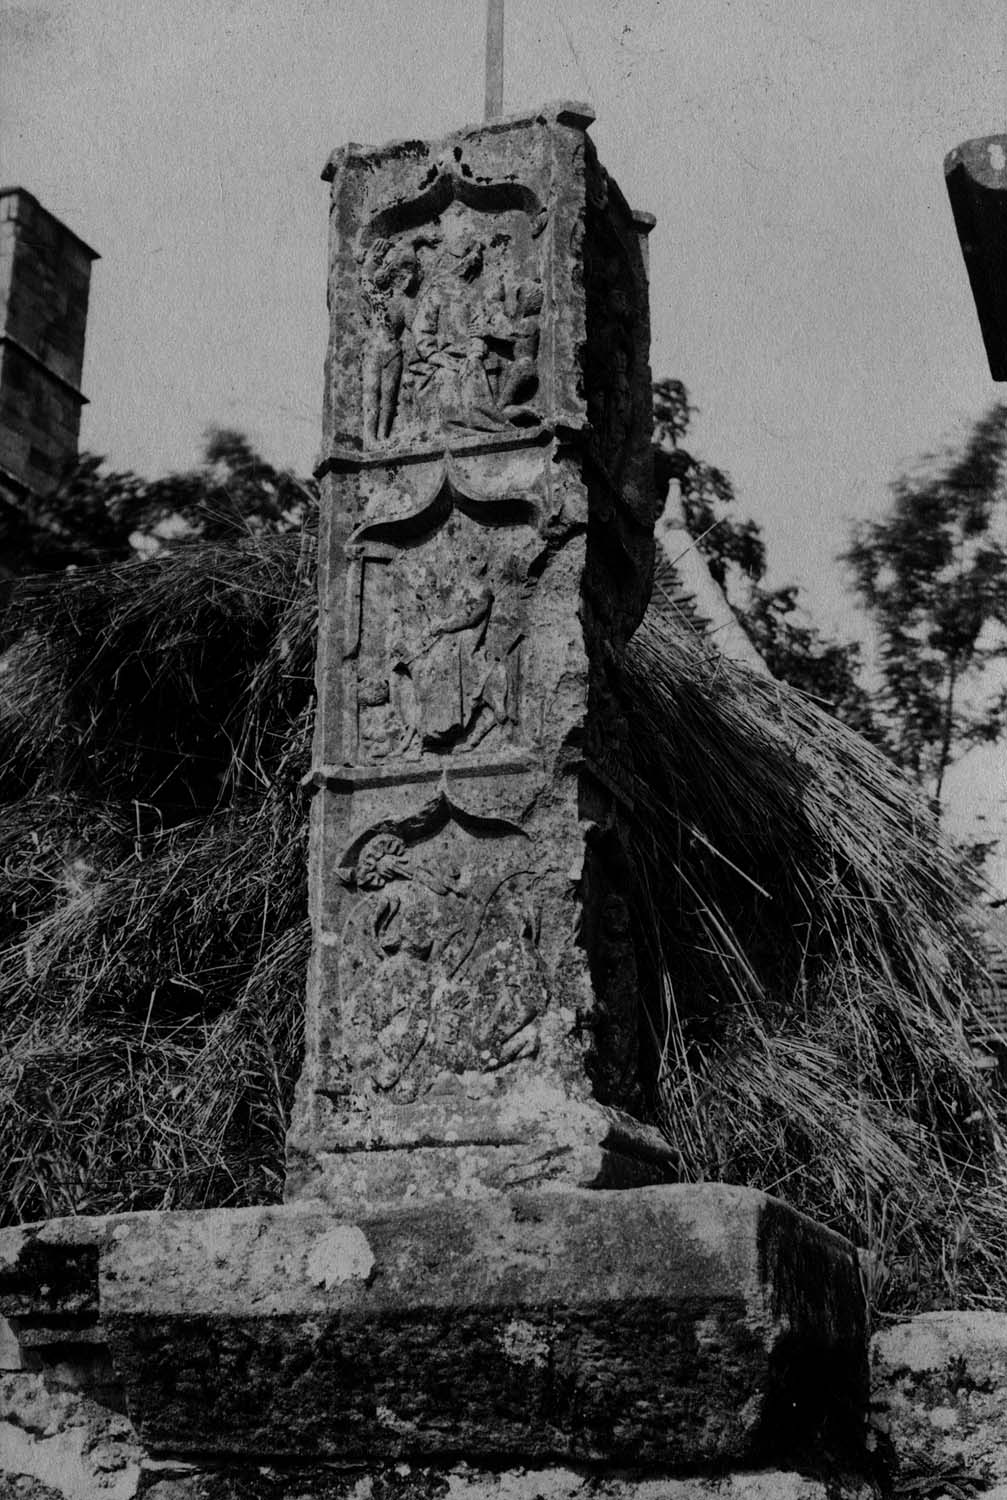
[286,103,669,1206]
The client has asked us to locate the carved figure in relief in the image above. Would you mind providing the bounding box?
[411,541,494,745]
[392,535,523,754]
[389,645,423,761]
[465,558,522,746]
[409,228,502,431]
[360,238,420,445]
[495,279,543,414]
[356,204,544,443]
[338,824,545,1101]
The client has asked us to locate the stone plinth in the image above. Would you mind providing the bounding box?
[0,1185,867,1470]
[286,103,668,1206]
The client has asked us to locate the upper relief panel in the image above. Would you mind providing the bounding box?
[322,107,594,457]
[358,200,544,448]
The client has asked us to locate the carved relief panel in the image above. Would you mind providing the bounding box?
[342,464,543,768]
[331,799,547,1112]
[356,187,547,451]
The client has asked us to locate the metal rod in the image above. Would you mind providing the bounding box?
[485,0,504,120]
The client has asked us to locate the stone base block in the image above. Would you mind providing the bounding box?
[872,1311,1007,1489]
[122,1464,882,1500]
[286,1102,681,1205]
[0,1185,866,1470]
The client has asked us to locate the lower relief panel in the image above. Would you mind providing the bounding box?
[315,800,574,1152]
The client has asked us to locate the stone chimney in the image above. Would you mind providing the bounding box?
[0,188,99,501]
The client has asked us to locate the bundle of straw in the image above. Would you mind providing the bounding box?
[0,530,314,1221]
[620,610,1006,1310]
[1,521,1004,1309]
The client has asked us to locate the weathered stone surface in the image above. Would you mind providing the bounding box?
[106,1465,879,1500]
[0,1447,879,1500]
[0,1370,142,1500]
[287,104,665,1205]
[0,1185,866,1468]
[871,1311,1007,1488]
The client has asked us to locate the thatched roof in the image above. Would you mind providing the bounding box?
[650,516,771,676]
[971,906,1007,1047]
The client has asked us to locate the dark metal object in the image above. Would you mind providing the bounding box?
[945,135,1007,380]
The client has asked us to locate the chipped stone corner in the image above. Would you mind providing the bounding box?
[0,1370,143,1500]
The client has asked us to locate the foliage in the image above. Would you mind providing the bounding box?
[1,429,313,574]
[653,377,766,592]
[653,378,871,727]
[845,402,1007,806]
[742,585,877,738]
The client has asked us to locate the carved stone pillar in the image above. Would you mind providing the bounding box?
[285,102,672,1206]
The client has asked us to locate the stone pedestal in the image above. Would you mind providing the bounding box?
[0,1185,867,1481]
[285,103,671,1206]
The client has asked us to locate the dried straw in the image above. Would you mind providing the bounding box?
[1,526,1004,1309]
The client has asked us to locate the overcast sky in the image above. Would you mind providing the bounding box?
[3,0,1007,632]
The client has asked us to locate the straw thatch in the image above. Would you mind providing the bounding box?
[622,610,1006,1310]
[0,510,1004,1310]
[0,527,314,1220]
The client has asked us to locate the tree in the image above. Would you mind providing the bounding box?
[653,378,873,729]
[741,585,875,738]
[844,402,1007,808]
[1,429,314,576]
[653,378,765,591]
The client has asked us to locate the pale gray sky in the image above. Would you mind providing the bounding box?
[3,0,1007,629]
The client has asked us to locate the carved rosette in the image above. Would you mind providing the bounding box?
[286,105,668,1205]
